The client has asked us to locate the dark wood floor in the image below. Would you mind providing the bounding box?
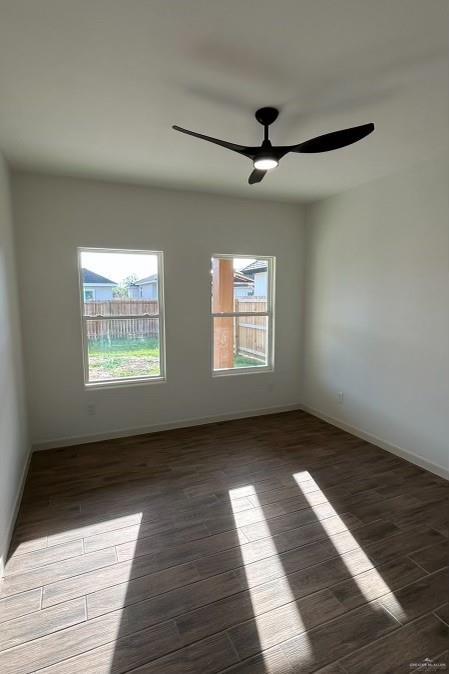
[0,411,448,673]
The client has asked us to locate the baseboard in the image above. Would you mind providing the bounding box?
[32,403,303,452]
[301,404,449,481]
[0,446,32,578]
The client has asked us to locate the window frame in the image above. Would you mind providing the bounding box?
[211,253,275,377]
[83,288,95,302]
[77,247,166,389]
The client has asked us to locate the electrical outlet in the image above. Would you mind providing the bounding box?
[337,391,344,405]
[87,403,96,416]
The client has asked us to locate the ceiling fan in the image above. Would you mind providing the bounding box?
[173,107,374,184]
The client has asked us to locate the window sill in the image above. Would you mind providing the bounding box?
[212,366,274,378]
[84,376,166,391]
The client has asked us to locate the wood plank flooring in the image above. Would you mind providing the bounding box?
[0,410,448,673]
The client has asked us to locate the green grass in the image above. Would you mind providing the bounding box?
[87,337,265,381]
[88,337,160,380]
[234,354,266,368]
[89,337,160,358]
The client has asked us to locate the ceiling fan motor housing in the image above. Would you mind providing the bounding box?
[255,107,279,126]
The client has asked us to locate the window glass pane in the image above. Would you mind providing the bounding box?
[211,257,269,313]
[86,318,160,382]
[80,250,159,316]
[213,316,268,370]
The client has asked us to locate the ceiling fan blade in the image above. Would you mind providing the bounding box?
[291,123,374,153]
[248,169,266,184]
[172,125,249,155]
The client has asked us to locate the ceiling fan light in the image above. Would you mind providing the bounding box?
[254,157,278,170]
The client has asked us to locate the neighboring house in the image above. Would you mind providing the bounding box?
[82,268,117,301]
[127,283,140,299]
[130,270,254,300]
[131,274,158,299]
[240,260,268,297]
[233,270,254,297]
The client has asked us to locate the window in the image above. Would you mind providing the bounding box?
[78,248,165,386]
[211,255,274,374]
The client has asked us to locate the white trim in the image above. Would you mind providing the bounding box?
[85,375,165,390]
[238,323,267,330]
[1,446,32,578]
[211,254,275,375]
[32,403,302,452]
[84,314,160,320]
[77,247,166,387]
[212,365,273,377]
[80,246,162,255]
[301,404,449,481]
[213,312,269,318]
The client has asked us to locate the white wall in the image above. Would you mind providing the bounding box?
[303,156,449,477]
[0,155,29,576]
[12,172,305,448]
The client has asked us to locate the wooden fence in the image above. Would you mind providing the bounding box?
[235,298,268,361]
[84,299,159,340]
[84,298,268,362]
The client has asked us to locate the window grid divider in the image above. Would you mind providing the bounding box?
[211,311,270,318]
[83,314,161,320]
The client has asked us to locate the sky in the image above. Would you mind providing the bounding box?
[80,251,158,283]
[233,258,255,271]
[80,251,256,283]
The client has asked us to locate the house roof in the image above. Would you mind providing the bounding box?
[240,260,267,274]
[134,271,253,286]
[82,268,117,285]
[233,271,254,286]
[134,274,158,285]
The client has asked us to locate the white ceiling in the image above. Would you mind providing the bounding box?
[0,0,447,201]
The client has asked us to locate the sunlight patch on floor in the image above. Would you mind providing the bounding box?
[46,512,144,548]
[229,486,313,672]
[292,471,406,621]
[5,513,145,563]
[4,513,143,674]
